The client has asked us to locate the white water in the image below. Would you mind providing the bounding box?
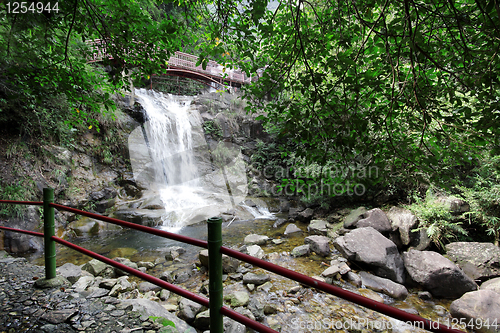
[135,89,209,230]
[131,89,272,230]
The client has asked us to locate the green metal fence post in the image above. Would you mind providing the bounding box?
[207,216,223,333]
[43,188,56,279]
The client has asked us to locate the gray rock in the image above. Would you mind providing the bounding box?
[321,260,350,278]
[272,218,287,228]
[41,309,78,324]
[244,234,269,245]
[121,298,196,333]
[409,228,432,251]
[404,249,477,298]
[165,246,186,261]
[354,208,392,233]
[297,208,314,223]
[480,277,500,294]
[333,227,405,284]
[113,257,139,276]
[248,297,265,321]
[199,249,209,268]
[246,245,264,259]
[224,317,246,333]
[450,290,500,333]
[445,242,500,281]
[343,207,367,228]
[359,271,408,300]
[222,255,240,274]
[345,271,362,287]
[291,245,310,257]
[284,223,302,236]
[82,259,114,277]
[56,262,84,284]
[139,281,162,293]
[304,235,330,257]
[308,220,328,235]
[73,275,95,292]
[193,309,210,330]
[224,290,250,307]
[109,276,135,297]
[243,272,270,285]
[177,298,206,324]
[34,276,70,289]
[386,207,418,246]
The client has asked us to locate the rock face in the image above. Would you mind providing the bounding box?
[343,207,367,228]
[333,227,405,284]
[403,249,478,298]
[450,290,500,333]
[445,242,500,281]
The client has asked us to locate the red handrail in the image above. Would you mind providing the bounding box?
[0,199,466,333]
[0,225,43,237]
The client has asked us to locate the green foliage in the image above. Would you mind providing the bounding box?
[195,0,500,194]
[202,120,222,138]
[459,154,500,245]
[149,316,176,329]
[0,178,35,218]
[409,190,467,249]
[0,0,194,140]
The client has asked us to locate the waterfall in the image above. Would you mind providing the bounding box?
[129,89,269,230]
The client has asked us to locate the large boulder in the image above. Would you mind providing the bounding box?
[386,207,418,246]
[333,227,405,284]
[450,290,500,333]
[304,235,330,257]
[445,242,500,281]
[354,208,392,233]
[481,277,500,294]
[403,249,477,298]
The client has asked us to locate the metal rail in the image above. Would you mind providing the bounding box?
[0,192,465,333]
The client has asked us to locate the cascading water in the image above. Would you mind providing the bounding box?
[134,89,210,230]
[129,88,270,231]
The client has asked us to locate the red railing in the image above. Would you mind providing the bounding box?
[0,192,465,333]
[86,39,254,84]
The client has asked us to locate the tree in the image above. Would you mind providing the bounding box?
[0,0,190,139]
[201,0,500,194]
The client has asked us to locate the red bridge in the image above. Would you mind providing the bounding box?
[87,39,256,88]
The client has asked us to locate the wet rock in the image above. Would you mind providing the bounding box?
[334,227,405,284]
[354,208,392,233]
[450,290,500,333]
[307,220,328,235]
[291,245,310,257]
[139,282,162,293]
[445,242,500,281]
[386,207,418,246]
[243,272,270,286]
[244,234,269,245]
[403,249,477,298]
[359,271,408,300]
[160,270,174,284]
[343,207,367,228]
[284,224,302,236]
[165,246,186,261]
[248,297,265,321]
[272,218,287,228]
[304,235,330,257]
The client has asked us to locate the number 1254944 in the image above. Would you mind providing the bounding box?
[6,2,59,14]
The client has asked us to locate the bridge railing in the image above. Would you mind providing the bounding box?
[86,40,254,84]
[0,189,463,333]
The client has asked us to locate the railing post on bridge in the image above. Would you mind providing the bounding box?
[43,188,56,279]
[207,216,223,333]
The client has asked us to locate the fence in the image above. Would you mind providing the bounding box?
[0,188,464,333]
